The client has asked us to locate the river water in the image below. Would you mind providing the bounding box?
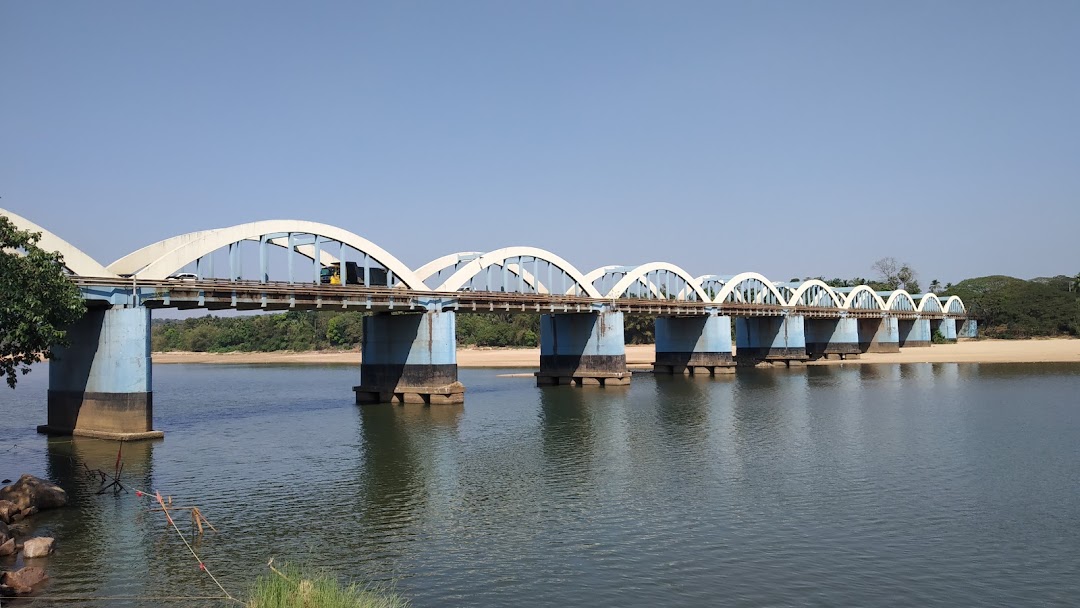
[1,362,1079,606]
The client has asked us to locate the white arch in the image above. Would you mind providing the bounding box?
[1,207,116,277]
[942,295,966,314]
[714,272,788,306]
[435,246,601,297]
[843,285,886,310]
[415,252,483,285]
[605,262,711,301]
[112,229,342,275]
[884,291,917,312]
[917,293,943,313]
[586,265,667,299]
[788,279,844,309]
[128,220,428,289]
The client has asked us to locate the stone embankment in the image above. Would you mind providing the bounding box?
[0,474,67,597]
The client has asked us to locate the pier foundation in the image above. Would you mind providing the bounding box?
[536,311,630,386]
[653,313,735,374]
[805,317,861,360]
[935,318,957,343]
[857,317,900,353]
[898,317,932,348]
[39,305,162,440]
[734,314,809,367]
[958,319,978,340]
[355,311,464,405]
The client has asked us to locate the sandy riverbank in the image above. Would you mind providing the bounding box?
[151,338,1080,367]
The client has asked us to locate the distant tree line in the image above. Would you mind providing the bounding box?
[151,309,663,353]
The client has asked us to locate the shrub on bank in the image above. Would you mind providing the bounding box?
[248,562,408,608]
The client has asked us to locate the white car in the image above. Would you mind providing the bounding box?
[166,272,198,281]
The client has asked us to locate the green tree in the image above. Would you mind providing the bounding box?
[0,216,85,388]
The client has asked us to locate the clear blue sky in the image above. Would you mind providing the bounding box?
[3,1,1078,285]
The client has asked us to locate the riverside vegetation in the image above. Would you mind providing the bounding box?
[149,273,1080,352]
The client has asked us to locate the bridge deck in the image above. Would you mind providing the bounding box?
[74,277,962,320]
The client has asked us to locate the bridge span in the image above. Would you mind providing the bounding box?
[3,208,974,441]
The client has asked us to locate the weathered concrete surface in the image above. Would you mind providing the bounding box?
[857,317,900,353]
[935,318,957,342]
[735,315,809,365]
[355,311,464,404]
[653,314,735,374]
[40,306,162,440]
[536,311,630,386]
[958,319,979,340]
[805,317,860,358]
[898,317,932,348]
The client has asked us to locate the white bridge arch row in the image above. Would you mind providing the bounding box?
[1,207,117,277]
[109,220,429,290]
[434,247,602,298]
[586,263,711,302]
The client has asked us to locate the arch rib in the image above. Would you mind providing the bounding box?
[788,279,844,309]
[129,220,428,289]
[435,246,601,297]
[713,272,788,306]
[1,207,115,277]
[605,262,710,301]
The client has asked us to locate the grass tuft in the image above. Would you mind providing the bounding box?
[248,561,408,608]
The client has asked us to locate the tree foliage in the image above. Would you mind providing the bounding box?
[943,275,1080,338]
[0,216,85,388]
[872,257,921,293]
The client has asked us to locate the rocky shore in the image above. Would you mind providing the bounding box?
[0,474,68,597]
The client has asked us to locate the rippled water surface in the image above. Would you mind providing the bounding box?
[3,362,1080,606]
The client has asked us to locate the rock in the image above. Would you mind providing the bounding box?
[22,537,55,558]
[0,538,14,556]
[0,566,48,594]
[0,500,17,524]
[0,475,67,512]
[21,506,38,518]
[0,520,8,544]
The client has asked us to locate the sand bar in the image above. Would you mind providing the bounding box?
[151,339,1080,367]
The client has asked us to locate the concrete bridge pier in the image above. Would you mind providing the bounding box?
[958,319,978,339]
[536,310,630,386]
[804,316,860,360]
[935,318,957,342]
[354,311,464,405]
[734,314,809,367]
[898,317,932,347]
[857,317,900,353]
[39,305,162,440]
[653,313,735,375]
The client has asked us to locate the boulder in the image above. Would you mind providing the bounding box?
[0,475,67,512]
[0,500,17,524]
[0,566,48,594]
[22,537,55,558]
[0,520,8,544]
[0,538,14,556]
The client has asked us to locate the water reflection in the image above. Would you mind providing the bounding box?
[40,437,156,601]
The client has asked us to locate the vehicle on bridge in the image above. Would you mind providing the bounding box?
[319,261,388,286]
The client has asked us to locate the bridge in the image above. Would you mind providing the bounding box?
[3,208,974,441]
